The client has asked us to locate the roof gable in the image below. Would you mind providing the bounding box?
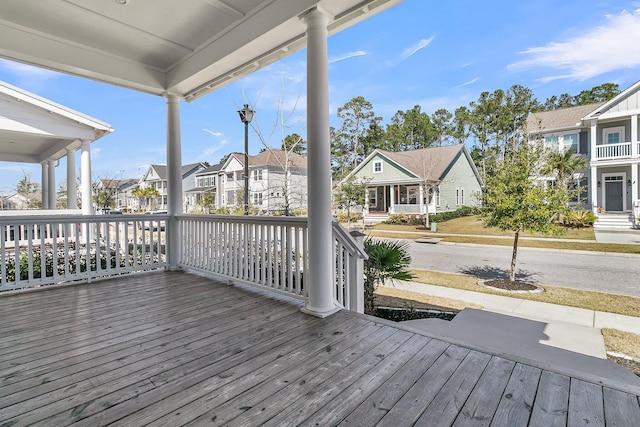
[583,80,640,120]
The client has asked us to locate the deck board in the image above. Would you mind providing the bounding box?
[1,270,639,426]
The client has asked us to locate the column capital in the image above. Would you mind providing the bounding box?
[300,6,332,26]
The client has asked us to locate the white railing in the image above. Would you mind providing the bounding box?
[177,214,366,312]
[389,204,425,215]
[595,142,631,160]
[0,214,167,291]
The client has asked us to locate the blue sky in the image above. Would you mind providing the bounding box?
[1,0,640,194]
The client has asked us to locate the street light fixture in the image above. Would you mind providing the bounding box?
[238,104,254,215]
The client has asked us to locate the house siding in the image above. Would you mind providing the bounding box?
[353,154,414,182]
[606,91,640,113]
[437,152,481,211]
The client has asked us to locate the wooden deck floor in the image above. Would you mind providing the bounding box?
[1,271,640,426]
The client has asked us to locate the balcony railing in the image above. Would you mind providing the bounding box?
[595,142,632,160]
[0,212,366,312]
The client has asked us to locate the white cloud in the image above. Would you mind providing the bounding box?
[329,51,367,64]
[400,36,435,61]
[456,77,480,88]
[203,129,223,137]
[508,8,640,81]
[91,147,101,157]
[201,129,229,158]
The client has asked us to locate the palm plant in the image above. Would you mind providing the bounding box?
[542,150,586,189]
[363,238,414,315]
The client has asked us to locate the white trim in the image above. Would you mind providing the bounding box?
[603,126,625,144]
[602,172,627,212]
[373,160,383,174]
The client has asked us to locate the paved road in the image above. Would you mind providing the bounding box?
[407,241,640,297]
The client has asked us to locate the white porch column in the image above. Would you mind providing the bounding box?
[66,147,77,209]
[632,164,639,205]
[166,93,183,270]
[81,139,93,215]
[301,7,340,317]
[419,184,425,214]
[48,159,56,209]
[632,114,638,158]
[590,119,598,162]
[41,161,49,209]
[389,184,395,213]
[591,165,598,213]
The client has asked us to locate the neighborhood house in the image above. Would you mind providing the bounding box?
[343,144,483,220]
[527,80,640,228]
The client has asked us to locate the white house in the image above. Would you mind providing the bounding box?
[527,80,640,228]
[139,163,207,212]
[216,150,308,214]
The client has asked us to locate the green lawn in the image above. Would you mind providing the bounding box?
[366,215,640,254]
[373,215,596,240]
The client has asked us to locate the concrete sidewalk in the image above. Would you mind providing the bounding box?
[383,280,640,359]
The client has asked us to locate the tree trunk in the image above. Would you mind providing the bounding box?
[510,230,519,282]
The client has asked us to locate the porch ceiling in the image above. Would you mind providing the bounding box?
[0,0,402,102]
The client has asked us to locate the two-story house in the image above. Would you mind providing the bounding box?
[186,163,222,213]
[216,150,308,214]
[527,80,640,228]
[139,162,207,212]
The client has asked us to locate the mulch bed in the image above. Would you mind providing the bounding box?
[607,354,640,377]
[482,279,540,292]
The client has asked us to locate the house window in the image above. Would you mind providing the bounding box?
[456,188,464,205]
[253,193,263,205]
[604,126,624,144]
[368,189,377,207]
[253,169,263,181]
[435,185,441,206]
[373,161,382,173]
[407,186,418,204]
[544,133,578,152]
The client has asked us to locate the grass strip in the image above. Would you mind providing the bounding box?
[410,269,640,318]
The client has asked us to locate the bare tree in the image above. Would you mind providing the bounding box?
[245,77,308,216]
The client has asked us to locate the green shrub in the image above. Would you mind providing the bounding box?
[562,210,596,228]
[431,205,480,223]
[336,212,363,223]
[214,207,231,215]
[384,213,409,224]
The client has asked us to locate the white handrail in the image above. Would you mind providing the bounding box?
[0,214,167,292]
[177,215,365,313]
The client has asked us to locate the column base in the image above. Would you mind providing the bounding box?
[301,303,342,318]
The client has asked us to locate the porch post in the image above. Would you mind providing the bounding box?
[389,184,395,214]
[591,165,598,214]
[48,159,56,209]
[301,7,340,317]
[41,161,49,209]
[80,140,93,214]
[590,119,598,214]
[66,147,77,209]
[165,93,183,270]
[632,165,638,206]
[419,184,425,214]
[632,114,638,158]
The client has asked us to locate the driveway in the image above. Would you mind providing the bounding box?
[407,240,640,298]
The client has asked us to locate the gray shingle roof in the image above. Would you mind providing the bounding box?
[526,103,604,134]
[377,144,465,181]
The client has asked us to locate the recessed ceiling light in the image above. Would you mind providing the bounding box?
[114,0,129,5]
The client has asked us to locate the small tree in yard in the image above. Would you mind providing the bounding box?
[481,141,568,282]
[363,239,414,315]
[334,176,368,227]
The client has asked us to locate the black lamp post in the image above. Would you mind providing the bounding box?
[238,104,254,215]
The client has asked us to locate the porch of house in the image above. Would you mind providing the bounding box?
[2,270,640,426]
